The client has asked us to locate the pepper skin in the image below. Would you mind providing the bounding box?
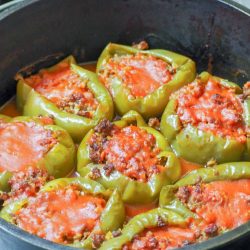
[160,72,249,164]
[99,208,187,250]
[0,115,76,192]
[0,177,125,249]
[77,111,181,204]
[97,43,196,119]
[16,56,114,142]
[159,162,250,218]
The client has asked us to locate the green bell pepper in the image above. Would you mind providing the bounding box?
[0,115,76,192]
[16,56,114,142]
[96,43,196,119]
[0,177,125,249]
[160,72,249,164]
[159,162,250,218]
[99,207,187,250]
[77,111,181,204]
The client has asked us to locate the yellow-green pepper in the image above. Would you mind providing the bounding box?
[97,43,196,119]
[160,72,250,164]
[16,56,114,142]
[77,111,181,204]
[0,114,76,192]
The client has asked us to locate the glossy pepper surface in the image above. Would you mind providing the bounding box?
[0,114,76,192]
[97,43,196,119]
[160,72,250,164]
[0,177,125,249]
[159,162,250,218]
[16,56,114,142]
[77,111,181,204]
[99,207,187,250]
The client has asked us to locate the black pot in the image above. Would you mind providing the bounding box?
[0,0,249,249]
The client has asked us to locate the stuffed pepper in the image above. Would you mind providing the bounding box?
[0,115,75,196]
[77,110,181,204]
[97,42,196,119]
[16,56,114,142]
[160,72,250,164]
[0,177,125,249]
[159,162,250,241]
[100,207,196,250]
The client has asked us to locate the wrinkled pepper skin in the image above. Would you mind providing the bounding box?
[0,177,125,249]
[0,115,76,192]
[77,111,181,204]
[99,208,187,250]
[97,43,196,119]
[159,162,250,217]
[16,56,114,142]
[160,72,249,164]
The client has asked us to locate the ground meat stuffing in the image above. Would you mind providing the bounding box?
[88,122,164,182]
[175,180,250,231]
[25,64,98,119]
[92,233,106,248]
[7,166,53,203]
[148,117,160,130]
[122,226,197,250]
[99,53,173,98]
[175,78,246,143]
[15,184,106,244]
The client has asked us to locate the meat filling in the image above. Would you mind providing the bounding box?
[25,63,98,118]
[99,53,173,98]
[15,185,106,244]
[175,78,246,142]
[89,120,164,182]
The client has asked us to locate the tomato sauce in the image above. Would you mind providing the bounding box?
[176,179,250,230]
[90,124,164,182]
[25,62,98,118]
[176,78,246,142]
[180,158,201,177]
[15,185,106,244]
[99,53,173,97]
[0,121,56,172]
[123,226,196,250]
[125,202,158,218]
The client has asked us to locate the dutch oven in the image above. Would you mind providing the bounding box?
[0,0,249,249]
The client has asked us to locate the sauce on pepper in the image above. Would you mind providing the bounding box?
[99,53,173,97]
[89,122,164,182]
[15,185,106,244]
[25,62,98,118]
[123,226,196,250]
[0,121,56,172]
[176,78,246,142]
[176,179,250,230]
